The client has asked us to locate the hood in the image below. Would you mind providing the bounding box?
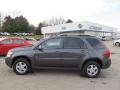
[114,39,120,43]
[10,46,34,52]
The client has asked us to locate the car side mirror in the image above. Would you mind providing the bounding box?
[38,45,43,51]
[38,48,43,51]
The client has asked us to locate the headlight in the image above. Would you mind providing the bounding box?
[7,51,13,57]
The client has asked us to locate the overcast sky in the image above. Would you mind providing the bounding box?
[0,0,120,29]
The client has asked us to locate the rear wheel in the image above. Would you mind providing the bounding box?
[115,42,120,46]
[13,58,31,75]
[81,61,101,78]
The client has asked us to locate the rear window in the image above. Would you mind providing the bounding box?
[86,38,106,49]
[14,39,24,44]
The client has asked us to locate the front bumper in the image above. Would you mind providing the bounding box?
[5,57,13,68]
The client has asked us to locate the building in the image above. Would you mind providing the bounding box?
[41,21,118,39]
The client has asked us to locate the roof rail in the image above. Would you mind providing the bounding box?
[59,34,93,37]
[77,35,93,36]
[59,34,68,36]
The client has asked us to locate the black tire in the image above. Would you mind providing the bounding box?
[13,58,31,75]
[115,42,120,46]
[81,61,101,78]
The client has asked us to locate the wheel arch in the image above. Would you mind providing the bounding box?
[81,58,102,70]
[12,56,32,67]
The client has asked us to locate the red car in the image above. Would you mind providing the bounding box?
[0,37,32,55]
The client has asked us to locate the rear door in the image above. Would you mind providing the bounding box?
[13,39,25,48]
[61,37,88,68]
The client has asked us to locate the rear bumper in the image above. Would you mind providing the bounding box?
[102,58,111,69]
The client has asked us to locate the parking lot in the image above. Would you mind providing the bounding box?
[0,41,120,90]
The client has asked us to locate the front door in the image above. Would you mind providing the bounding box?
[35,38,63,67]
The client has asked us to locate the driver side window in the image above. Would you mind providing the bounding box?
[2,39,13,44]
[40,38,62,49]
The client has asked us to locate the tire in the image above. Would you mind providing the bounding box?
[81,61,101,78]
[13,58,31,75]
[115,42,120,46]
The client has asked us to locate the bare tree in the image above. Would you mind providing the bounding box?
[5,10,22,18]
[43,17,66,26]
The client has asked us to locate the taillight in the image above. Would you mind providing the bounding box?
[105,50,110,58]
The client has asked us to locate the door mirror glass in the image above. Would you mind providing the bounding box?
[38,45,43,51]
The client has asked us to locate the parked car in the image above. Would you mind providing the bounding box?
[101,36,111,41]
[0,32,11,36]
[24,38,36,41]
[5,35,111,78]
[113,39,120,46]
[0,37,32,55]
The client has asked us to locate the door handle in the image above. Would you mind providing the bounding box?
[81,50,85,54]
[56,51,60,52]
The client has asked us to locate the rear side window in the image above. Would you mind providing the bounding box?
[14,39,24,44]
[64,37,87,49]
[86,38,106,49]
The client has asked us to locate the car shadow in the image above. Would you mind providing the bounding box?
[33,69,81,76]
[3,68,113,80]
[0,55,5,57]
[31,69,109,79]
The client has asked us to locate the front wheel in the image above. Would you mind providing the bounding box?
[81,61,101,78]
[13,58,31,75]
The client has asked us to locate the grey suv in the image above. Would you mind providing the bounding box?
[5,35,111,78]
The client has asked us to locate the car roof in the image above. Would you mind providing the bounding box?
[0,37,24,41]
